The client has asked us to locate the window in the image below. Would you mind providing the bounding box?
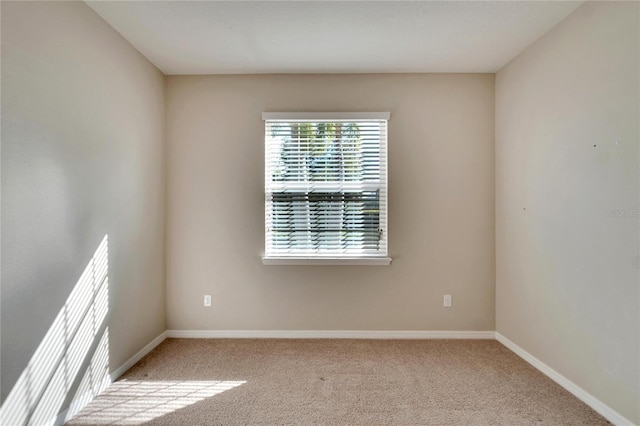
[263,112,390,265]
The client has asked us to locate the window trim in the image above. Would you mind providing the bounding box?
[262,112,391,266]
[261,256,392,266]
[262,112,391,121]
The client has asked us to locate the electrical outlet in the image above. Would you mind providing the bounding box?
[204,294,212,307]
[443,294,452,307]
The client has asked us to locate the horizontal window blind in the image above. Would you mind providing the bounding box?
[264,113,388,258]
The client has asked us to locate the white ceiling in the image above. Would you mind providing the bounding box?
[86,1,583,75]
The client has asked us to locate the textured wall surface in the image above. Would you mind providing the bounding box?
[496,2,639,422]
[166,74,495,332]
[1,0,166,409]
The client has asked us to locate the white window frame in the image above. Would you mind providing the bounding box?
[262,112,391,266]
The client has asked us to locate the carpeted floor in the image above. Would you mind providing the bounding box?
[67,338,609,425]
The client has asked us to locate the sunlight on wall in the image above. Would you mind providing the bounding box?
[1,235,111,426]
[67,380,246,424]
[64,328,111,422]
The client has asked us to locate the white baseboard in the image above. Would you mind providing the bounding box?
[110,331,167,381]
[165,329,496,339]
[495,332,634,426]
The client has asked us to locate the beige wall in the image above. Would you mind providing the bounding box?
[1,0,165,409]
[496,2,639,423]
[166,74,495,331]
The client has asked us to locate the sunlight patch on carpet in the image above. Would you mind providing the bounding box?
[68,380,246,424]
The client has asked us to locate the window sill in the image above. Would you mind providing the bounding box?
[262,257,392,266]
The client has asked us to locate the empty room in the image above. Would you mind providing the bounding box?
[1,1,638,425]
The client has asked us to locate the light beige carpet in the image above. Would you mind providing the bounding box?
[68,339,608,425]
